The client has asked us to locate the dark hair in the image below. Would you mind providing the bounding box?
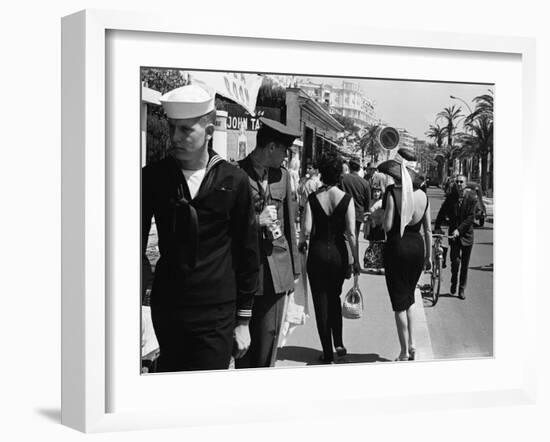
[318,151,343,186]
[199,110,217,127]
[349,160,361,172]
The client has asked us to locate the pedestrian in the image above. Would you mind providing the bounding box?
[365,185,384,240]
[378,148,432,361]
[297,161,321,222]
[342,161,350,174]
[434,174,478,299]
[288,156,301,233]
[363,166,374,183]
[298,151,360,364]
[363,185,385,272]
[235,118,301,369]
[341,158,371,258]
[142,84,260,372]
[370,168,387,194]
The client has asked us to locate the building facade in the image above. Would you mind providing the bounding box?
[397,128,415,150]
[285,88,344,174]
[295,79,377,129]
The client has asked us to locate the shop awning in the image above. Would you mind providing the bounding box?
[142,86,161,105]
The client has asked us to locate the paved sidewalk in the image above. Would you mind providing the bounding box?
[276,238,434,367]
[144,223,435,368]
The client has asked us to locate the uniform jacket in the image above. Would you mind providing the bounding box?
[142,152,259,319]
[435,189,479,246]
[238,156,301,295]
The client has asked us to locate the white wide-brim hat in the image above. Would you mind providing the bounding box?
[160,84,215,119]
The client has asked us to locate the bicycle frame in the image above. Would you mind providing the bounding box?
[429,234,446,305]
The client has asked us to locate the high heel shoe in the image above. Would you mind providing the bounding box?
[394,354,409,361]
[408,347,416,361]
[319,354,334,364]
[335,346,347,357]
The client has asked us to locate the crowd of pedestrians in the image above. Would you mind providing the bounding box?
[142,83,480,372]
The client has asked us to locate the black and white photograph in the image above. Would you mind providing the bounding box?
[140,68,494,373]
[5,0,549,439]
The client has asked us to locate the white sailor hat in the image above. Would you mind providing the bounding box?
[160,84,215,119]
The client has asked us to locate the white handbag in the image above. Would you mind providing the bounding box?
[342,275,364,319]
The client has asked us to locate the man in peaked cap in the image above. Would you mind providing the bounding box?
[235,118,302,368]
[142,84,259,372]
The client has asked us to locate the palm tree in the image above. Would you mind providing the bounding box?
[437,105,463,149]
[425,124,446,149]
[416,142,439,178]
[453,131,478,178]
[436,105,464,177]
[425,123,448,181]
[465,91,494,123]
[464,115,493,192]
[464,90,494,193]
[359,124,381,163]
[256,76,286,108]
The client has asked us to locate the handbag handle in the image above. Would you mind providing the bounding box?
[354,275,363,311]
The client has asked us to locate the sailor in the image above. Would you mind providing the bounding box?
[142,84,259,372]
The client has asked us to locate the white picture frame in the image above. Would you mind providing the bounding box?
[61,9,537,433]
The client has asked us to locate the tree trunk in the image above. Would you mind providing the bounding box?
[480,153,488,194]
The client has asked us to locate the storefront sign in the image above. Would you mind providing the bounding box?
[224,104,282,131]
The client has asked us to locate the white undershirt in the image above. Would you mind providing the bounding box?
[181,168,206,199]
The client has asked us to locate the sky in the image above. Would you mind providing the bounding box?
[297,75,492,141]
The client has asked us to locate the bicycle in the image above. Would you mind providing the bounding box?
[427,234,447,306]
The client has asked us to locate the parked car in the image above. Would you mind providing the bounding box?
[465,182,486,227]
[425,176,441,188]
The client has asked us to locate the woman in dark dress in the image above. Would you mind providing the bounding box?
[379,151,432,361]
[298,152,360,364]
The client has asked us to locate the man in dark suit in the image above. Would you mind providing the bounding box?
[235,118,301,368]
[341,159,371,258]
[434,174,478,299]
[142,85,259,372]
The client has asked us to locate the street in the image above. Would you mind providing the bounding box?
[422,186,493,360]
[276,186,493,366]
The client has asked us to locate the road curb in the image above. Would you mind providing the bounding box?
[414,273,435,361]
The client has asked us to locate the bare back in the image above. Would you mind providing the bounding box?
[302,186,356,241]
[391,187,428,225]
[314,186,346,216]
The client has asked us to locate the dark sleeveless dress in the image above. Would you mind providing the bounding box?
[383,185,427,312]
[307,191,352,362]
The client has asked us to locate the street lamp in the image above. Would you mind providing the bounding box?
[450,95,473,131]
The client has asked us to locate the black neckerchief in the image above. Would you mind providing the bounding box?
[167,150,224,269]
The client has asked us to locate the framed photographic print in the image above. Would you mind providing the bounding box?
[62,9,536,433]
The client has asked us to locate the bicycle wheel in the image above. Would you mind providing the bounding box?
[432,259,441,305]
[429,267,435,303]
